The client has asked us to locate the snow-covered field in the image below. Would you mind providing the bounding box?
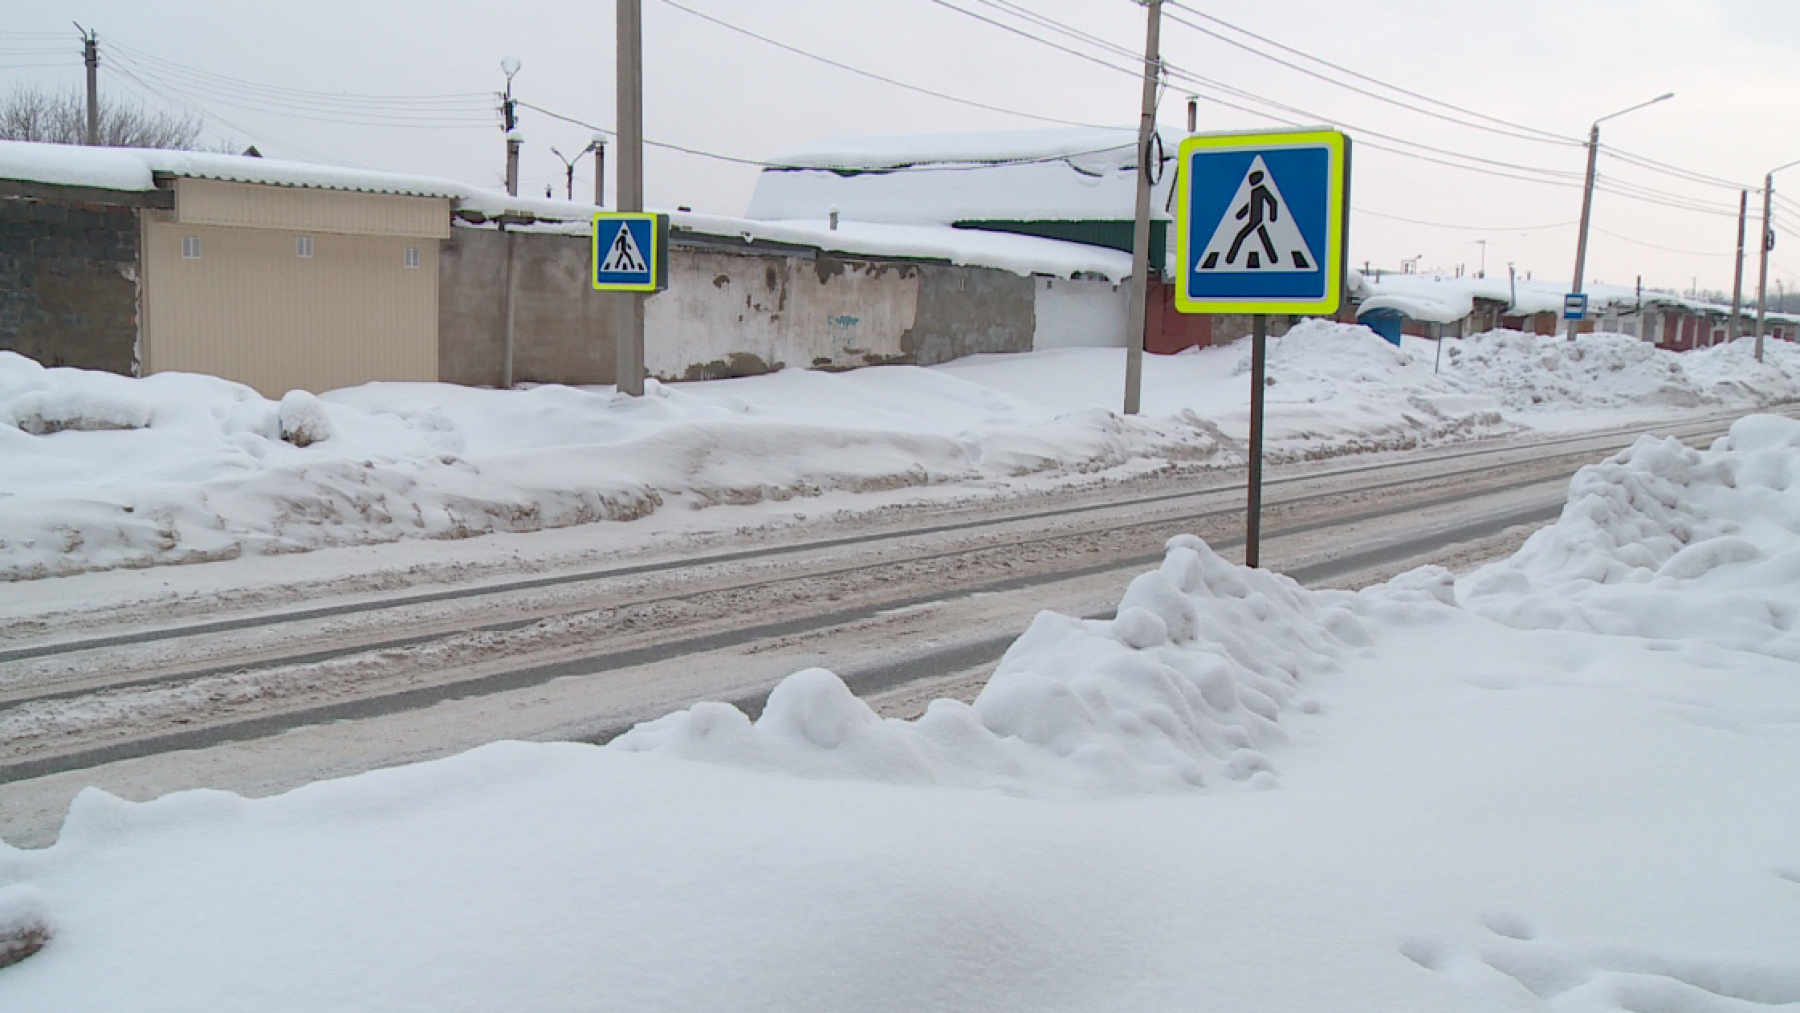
[2,413,1797,1012]
[3,324,1796,581]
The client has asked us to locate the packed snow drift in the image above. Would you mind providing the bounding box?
[5,323,1795,581]
[2,415,1797,1012]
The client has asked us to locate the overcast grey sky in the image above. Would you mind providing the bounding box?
[6,0,1799,297]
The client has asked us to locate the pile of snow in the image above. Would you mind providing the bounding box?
[1461,413,1800,660]
[620,535,1396,795]
[1434,329,1799,410]
[4,417,1799,1011]
[0,328,1526,580]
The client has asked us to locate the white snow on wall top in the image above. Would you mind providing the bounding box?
[766,127,1144,169]
[746,126,1174,226]
[0,139,464,199]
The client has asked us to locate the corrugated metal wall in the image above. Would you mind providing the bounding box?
[175,179,451,239]
[140,182,446,396]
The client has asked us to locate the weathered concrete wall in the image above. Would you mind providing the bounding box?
[648,249,923,379]
[439,225,618,387]
[1033,275,1126,349]
[0,197,138,373]
[444,226,1076,386]
[902,264,1034,366]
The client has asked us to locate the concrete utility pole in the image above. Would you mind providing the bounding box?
[592,133,606,207]
[1730,189,1748,342]
[500,58,522,197]
[616,0,647,396]
[1568,92,1673,342]
[1122,0,1161,417]
[77,25,98,146]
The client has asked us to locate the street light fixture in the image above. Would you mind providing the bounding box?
[1753,156,1800,362]
[1568,92,1675,341]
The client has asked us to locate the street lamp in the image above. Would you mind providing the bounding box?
[1754,156,1800,362]
[1568,92,1674,341]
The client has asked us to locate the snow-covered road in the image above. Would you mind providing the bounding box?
[0,406,1772,848]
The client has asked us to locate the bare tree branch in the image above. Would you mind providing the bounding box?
[0,85,214,150]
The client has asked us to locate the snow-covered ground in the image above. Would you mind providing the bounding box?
[3,324,1796,581]
[2,413,1796,1012]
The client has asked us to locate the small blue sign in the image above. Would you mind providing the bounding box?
[1176,129,1349,315]
[592,213,658,292]
[1563,293,1589,321]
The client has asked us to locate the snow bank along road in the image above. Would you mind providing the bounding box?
[0,407,1782,845]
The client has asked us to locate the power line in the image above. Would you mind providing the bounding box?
[102,63,381,168]
[1160,4,1577,148]
[1163,0,1576,146]
[103,38,495,109]
[1592,225,1732,257]
[517,99,1136,173]
[1353,207,1577,232]
[106,52,493,129]
[656,0,1104,128]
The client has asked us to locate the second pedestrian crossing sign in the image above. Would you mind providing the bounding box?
[592,212,668,292]
[1175,128,1350,315]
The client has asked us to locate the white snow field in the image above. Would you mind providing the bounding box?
[3,323,1797,581]
[2,414,1798,1012]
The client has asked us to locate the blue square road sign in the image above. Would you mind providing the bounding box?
[1175,129,1350,316]
[592,213,661,292]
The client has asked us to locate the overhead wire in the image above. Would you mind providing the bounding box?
[101,62,381,168]
[105,51,493,129]
[1592,226,1733,257]
[656,0,1105,128]
[1352,207,1577,232]
[516,98,1133,172]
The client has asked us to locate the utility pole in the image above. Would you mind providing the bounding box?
[551,146,578,200]
[1121,0,1161,417]
[1475,239,1486,278]
[1567,122,1600,342]
[77,24,98,146]
[1755,173,1774,363]
[1730,189,1748,342]
[592,133,606,207]
[1568,93,1674,342]
[616,0,647,396]
[500,58,522,197]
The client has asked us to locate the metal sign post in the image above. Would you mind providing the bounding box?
[1172,128,1351,569]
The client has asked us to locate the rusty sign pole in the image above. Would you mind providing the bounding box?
[1245,314,1268,568]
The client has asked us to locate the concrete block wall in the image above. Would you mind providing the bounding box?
[439,226,1047,387]
[0,197,139,374]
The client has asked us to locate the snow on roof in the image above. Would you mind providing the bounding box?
[457,197,1132,281]
[1352,268,1800,324]
[0,139,464,199]
[746,126,1174,226]
[767,126,1145,170]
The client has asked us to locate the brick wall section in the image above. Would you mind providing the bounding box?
[0,197,139,374]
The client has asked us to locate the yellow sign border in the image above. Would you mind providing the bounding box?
[591,212,660,293]
[1174,129,1348,316]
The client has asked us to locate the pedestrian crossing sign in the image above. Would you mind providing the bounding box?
[592,212,662,292]
[1175,128,1350,315]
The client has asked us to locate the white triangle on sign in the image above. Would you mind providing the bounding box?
[1194,155,1318,274]
[600,223,648,274]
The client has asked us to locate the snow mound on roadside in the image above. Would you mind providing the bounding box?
[0,353,154,435]
[1683,335,1800,403]
[1440,330,1711,409]
[616,535,1382,795]
[1460,413,1800,660]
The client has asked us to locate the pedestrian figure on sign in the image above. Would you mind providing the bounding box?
[1226,170,1280,269]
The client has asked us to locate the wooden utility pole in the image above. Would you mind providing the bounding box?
[616,0,647,396]
[1122,0,1161,416]
[1755,175,1773,363]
